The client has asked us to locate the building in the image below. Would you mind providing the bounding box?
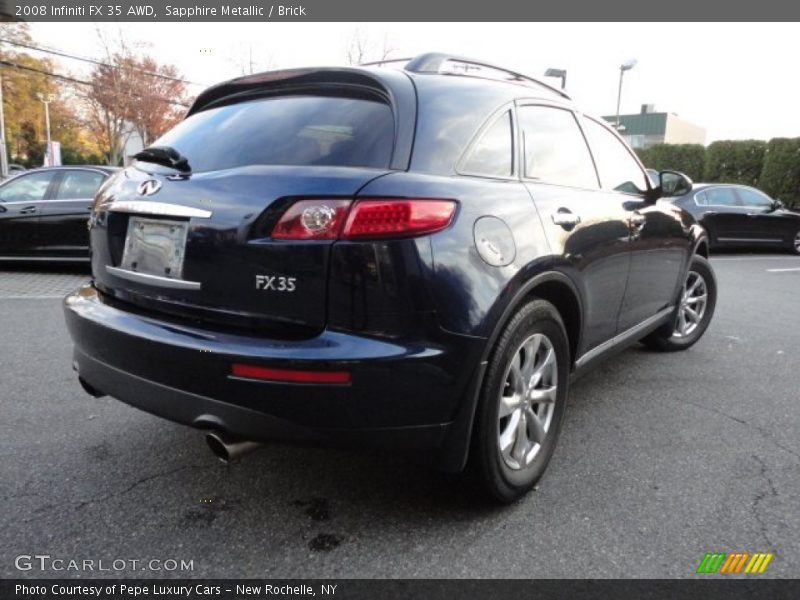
[602,105,706,149]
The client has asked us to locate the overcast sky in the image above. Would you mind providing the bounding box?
[29,22,800,143]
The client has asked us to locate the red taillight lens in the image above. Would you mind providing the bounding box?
[342,199,456,239]
[232,363,351,385]
[270,198,456,240]
[271,199,351,240]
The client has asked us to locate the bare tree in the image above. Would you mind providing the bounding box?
[345,29,395,66]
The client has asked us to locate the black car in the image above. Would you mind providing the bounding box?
[0,166,118,261]
[668,183,800,254]
[64,54,716,502]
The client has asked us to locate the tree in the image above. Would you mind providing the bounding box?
[83,29,188,165]
[759,138,800,209]
[704,140,766,186]
[345,29,394,65]
[126,57,187,147]
[635,143,705,182]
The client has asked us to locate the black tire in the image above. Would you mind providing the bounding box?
[472,299,570,503]
[642,254,717,352]
[790,230,800,255]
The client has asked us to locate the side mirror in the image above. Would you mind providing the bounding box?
[774,199,785,210]
[654,170,693,199]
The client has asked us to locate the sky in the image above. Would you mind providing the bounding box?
[27,22,800,143]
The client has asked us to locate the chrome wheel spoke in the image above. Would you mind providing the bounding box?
[499,408,521,454]
[499,393,518,418]
[531,347,555,387]
[531,385,557,404]
[511,411,528,462]
[526,407,546,445]
[520,336,541,384]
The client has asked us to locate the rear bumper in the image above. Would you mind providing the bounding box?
[64,285,485,465]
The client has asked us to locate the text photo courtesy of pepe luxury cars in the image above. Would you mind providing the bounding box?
[1,18,799,584]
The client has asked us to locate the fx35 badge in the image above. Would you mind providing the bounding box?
[255,275,296,292]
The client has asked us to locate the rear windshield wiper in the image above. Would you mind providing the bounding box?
[133,146,191,173]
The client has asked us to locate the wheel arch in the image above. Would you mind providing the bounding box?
[435,269,584,473]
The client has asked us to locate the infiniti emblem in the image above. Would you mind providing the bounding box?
[137,179,162,196]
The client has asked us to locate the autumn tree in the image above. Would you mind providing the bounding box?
[1,23,100,166]
[83,30,188,165]
[126,57,187,147]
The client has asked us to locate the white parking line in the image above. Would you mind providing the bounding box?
[767,267,800,273]
[0,295,64,300]
[711,256,800,261]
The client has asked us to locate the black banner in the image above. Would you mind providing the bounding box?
[2,0,800,22]
[3,579,800,600]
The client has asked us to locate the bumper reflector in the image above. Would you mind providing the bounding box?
[231,363,351,384]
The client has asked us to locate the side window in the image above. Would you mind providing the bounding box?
[736,187,773,208]
[703,187,738,207]
[461,111,513,178]
[54,171,105,200]
[0,171,57,202]
[581,117,648,195]
[517,106,598,189]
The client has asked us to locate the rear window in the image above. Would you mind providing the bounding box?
[152,95,395,173]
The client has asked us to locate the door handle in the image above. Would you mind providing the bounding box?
[552,211,581,228]
[630,212,646,228]
[19,205,37,215]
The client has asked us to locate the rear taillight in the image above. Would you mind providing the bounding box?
[270,198,456,240]
[342,199,456,239]
[271,199,351,240]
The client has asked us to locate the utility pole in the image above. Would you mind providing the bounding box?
[615,59,637,130]
[36,92,56,166]
[0,73,8,178]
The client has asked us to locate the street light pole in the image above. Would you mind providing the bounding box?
[36,92,56,166]
[615,59,637,131]
[0,73,8,178]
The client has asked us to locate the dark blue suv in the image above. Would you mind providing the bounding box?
[64,54,716,502]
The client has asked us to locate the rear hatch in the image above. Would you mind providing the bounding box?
[91,73,412,338]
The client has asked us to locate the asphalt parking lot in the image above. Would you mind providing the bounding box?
[1,255,798,579]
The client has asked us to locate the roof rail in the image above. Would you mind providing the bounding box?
[359,57,413,68]
[402,52,571,99]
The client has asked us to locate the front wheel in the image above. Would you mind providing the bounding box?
[791,230,800,255]
[472,299,570,503]
[642,254,717,352]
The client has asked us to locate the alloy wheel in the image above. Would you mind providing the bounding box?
[673,270,708,338]
[497,333,557,470]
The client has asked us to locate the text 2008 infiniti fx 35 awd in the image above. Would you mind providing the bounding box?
[64,53,716,502]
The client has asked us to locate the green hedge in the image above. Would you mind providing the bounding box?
[635,144,705,182]
[759,138,800,209]
[703,140,766,186]
[636,138,800,208]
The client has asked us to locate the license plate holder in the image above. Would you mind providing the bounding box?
[120,217,189,280]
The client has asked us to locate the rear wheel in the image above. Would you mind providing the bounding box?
[642,255,716,352]
[472,299,569,503]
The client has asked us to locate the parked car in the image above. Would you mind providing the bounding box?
[64,54,715,502]
[0,166,118,261]
[668,183,800,254]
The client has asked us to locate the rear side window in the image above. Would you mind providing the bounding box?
[518,106,598,189]
[152,96,395,172]
[736,187,773,208]
[461,111,513,178]
[700,187,739,206]
[0,171,57,202]
[581,117,648,195]
[55,171,105,200]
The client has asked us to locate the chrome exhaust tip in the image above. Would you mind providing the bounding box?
[205,432,262,464]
